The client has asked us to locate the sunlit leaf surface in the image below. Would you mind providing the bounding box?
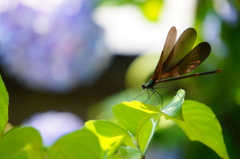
[112,101,160,154]
[85,120,134,157]
[0,76,8,137]
[174,100,229,159]
[161,89,185,121]
[113,101,160,136]
[112,146,141,159]
[48,128,103,159]
[0,127,44,159]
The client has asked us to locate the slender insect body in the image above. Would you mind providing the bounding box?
[142,80,155,89]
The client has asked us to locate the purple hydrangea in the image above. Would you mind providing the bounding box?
[0,0,110,92]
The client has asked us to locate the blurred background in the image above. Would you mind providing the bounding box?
[0,0,239,158]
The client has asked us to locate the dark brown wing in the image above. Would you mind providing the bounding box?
[152,27,177,81]
[162,28,197,72]
[160,42,211,79]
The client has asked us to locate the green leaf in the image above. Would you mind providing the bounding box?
[0,127,45,159]
[112,101,160,136]
[0,75,9,136]
[137,114,159,154]
[161,89,185,121]
[174,100,229,159]
[48,127,104,159]
[112,101,160,154]
[85,120,134,157]
[111,146,141,159]
[135,89,184,154]
[140,0,163,21]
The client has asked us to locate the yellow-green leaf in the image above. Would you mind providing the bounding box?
[112,101,160,136]
[48,128,104,159]
[0,127,45,159]
[112,101,160,154]
[112,146,141,159]
[85,120,134,157]
[161,89,185,121]
[0,76,9,137]
[137,114,159,154]
[174,100,229,159]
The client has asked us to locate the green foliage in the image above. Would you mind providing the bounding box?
[113,101,160,154]
[0,75,8,136]
[112,146,141,159]
[0,76,229,158]
[161,89,185,121]
[85,120,135,157]
[0,127,45,159]
[48,128,104,159]
[174,101,229,159]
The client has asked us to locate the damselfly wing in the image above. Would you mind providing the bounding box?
[142,26,222,94]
